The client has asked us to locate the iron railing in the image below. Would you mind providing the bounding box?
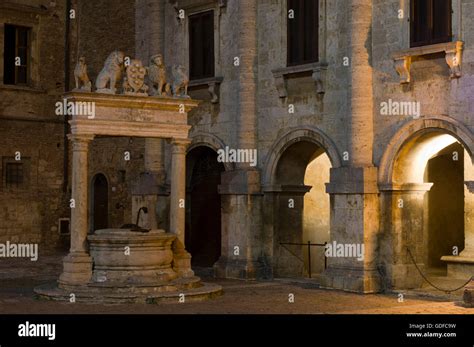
[279,241,327,278]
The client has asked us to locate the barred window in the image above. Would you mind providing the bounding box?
[5,163,24,188]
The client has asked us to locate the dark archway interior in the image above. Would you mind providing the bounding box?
[426,142,465,268]
[92,173,108,232]
[185,146,225,267]
[276,142,325,185]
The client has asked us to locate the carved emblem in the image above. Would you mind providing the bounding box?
[123,59,148,95]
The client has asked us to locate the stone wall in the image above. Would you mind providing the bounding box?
[0,120,68,251]
[0,0,69,252]
[88,137,146,229]
[76,0,135,84]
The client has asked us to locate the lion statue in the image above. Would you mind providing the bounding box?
[73,57,91,92]
[147,54,171,96]
[171,65,189,97]
[95,51,125,94]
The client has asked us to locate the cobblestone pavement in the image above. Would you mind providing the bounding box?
[0,254,472,314]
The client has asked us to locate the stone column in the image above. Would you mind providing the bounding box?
[236,0,257,156]
[59,134,94,288]
[135,0,165,62]
[347,0,374,167]
[442,154,474,292]
[462,154,474,257]
[320,0,381,293]
[170,138,194,277]
[379,184,432,290]
[214,0,267,280]
[464,181,474,256]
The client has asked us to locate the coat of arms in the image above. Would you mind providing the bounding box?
[123,59,148,95]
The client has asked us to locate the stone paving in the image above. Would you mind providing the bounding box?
[0,254,472,314]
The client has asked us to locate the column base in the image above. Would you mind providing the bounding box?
[173,251,195,278]
[58,252,92,289]
[214,257,271,280]
[387,263,424,290]
[441,255,474,279]
[320,266,382,293]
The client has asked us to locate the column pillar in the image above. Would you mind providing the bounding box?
[461,136,474,306]
[463,181,474,307]
[320,0,380,293]
[379,183,432,290]
[170,138,194,277]
[213,0,267,280]
[442,154,474,299]
[59,134,94,288]
[135,0,165,62]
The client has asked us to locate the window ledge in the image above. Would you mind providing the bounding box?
[0,2,51,15]
[392,41,463,84]
[188,76,223,104]
[271,62,328,98]
[0,84,45,94]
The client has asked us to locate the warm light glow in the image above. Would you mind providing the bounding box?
[393,132,459,183]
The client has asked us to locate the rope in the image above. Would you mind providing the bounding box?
[406,247,473,294]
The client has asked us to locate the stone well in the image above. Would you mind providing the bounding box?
[34,92,222,303]
[35,229,222,303]
[88,229,177,285]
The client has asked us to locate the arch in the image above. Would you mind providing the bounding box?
[263,126,342,186]
[379,116,474,185]
[188,132,234,172]
[90,172,109,233]
[185,145,225,267]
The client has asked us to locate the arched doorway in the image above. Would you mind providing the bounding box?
[185,146,225,268]
[380,120,474,289]
[91,173,108,233]
[426,142,464,269]
[272,141,332,278]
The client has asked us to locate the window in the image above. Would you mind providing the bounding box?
[3,24,30,85]
[59,218,71,235]
[410,0,452,47]
[189,11,215,80]
[5,163,24,188]
[287,0,319,66]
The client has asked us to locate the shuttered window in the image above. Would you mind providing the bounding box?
[189,11,215,80]
[3,24,30,85]
[411,0,452,47]
[287,0,319,66]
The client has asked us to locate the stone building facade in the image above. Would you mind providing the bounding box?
[2,0,474,295]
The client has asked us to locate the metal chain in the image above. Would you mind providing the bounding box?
[406,247,473,294]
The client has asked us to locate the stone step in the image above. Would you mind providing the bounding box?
[34,281,222,304]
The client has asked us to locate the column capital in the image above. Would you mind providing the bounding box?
[171,138,191,146]
[171,138,191,154]
[67,133,95,143]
